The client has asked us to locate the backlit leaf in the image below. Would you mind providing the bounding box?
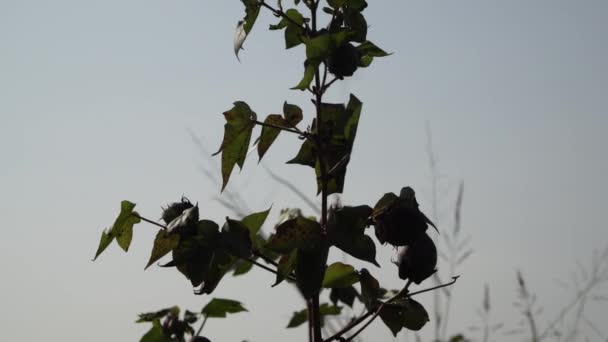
[145,230,180,270]
[202,298,248,318]
[322,262,359,288]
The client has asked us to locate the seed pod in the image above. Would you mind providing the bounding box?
[397,233,437,284]
[328,43,360,78]
[162,197,194,224]
[373,187,436,246]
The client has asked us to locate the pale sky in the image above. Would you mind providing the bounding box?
[1,1,607,341]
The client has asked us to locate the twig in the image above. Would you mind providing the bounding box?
[409,276,460,297]
[242,256,297,282]
[253,120,307,136]
[132,213,167,230]
[260,0,310,32]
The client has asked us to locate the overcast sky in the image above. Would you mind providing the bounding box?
[1,0,607,341]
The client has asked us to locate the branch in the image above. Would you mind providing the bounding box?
[408,276,460,297]
[242,256,297,282]
[260,0,309,32]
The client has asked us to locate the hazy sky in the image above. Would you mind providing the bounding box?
[1,1,607,341]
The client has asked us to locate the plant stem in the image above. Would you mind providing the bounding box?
[408,276,460,297]
[242,256,297,282]
[253,120,306,136]
[194,315,208,337]
[132,213,167,230]
[260,1,309,32]
[323,312,373,342]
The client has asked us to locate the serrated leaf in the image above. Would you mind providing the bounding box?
[145,230,180,270]
[273,250,297,287]
[322,262,359,288]
[258,114,289,161]
[267,217,322,253]
[283,102,303,125]
[213,102,257,191]
[202,298,248,318]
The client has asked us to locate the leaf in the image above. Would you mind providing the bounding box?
[221,218,253,258]
[287,303,342,328]
[328,205,378,266]
[258,114,289,161]
[379,298,429,335]
[234,0,262,59]
[136,307,178,323]
[93,229,113,261]
[267,217,322,254]
[232,259,254,276]
[357,41,390,57]
[359,268,381,310]
[213,102,257,191]
[322,262,359,288]
[93,200,140,260]
[330,286,358,307]
[344,9,367,42]
[287,309,308,328]
[202,298,248,318]
[287,139,316,167]
[145,230,180,270]
[197,249,237,294]
[312,95,363,195]
[241,207,271,239]
[283,102,303,125]
[295,244,329,299]
[171,220,220,287]
[273,250,297,287]
[372,192,399,218]
[139,320,169,342]
[292,58,320,90]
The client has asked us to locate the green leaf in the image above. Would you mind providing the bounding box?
[221,218,253,258]
[312,94,363,195]
[240,207,271,240]
[283,102,303,126]
[292,58,320,90]
[357,41,390,57]
[145,230,180,270]
[379,298,429,335]
[170,220,220,288]
[139,320,169,342]
[295,244,329,299]
[267,217,322,253]
[322,262,359,288]
[234,0,261,59]
[286,309,308,328]
[232,259,254,276]
[213,102,257,191]
[198,249,237,294]
[287,139,316,167]
[344,9,367,42]
[330,286,358,307]
[273,249,297,287]
[93,200,140,260]
[287,303,342,328]
[328,205,378,266]
[202,298,248,318]
[136,307,178,323]
[359,268,381,310]
[327,0,346,8]
[258,114,289,161]
[93,229,113,261]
